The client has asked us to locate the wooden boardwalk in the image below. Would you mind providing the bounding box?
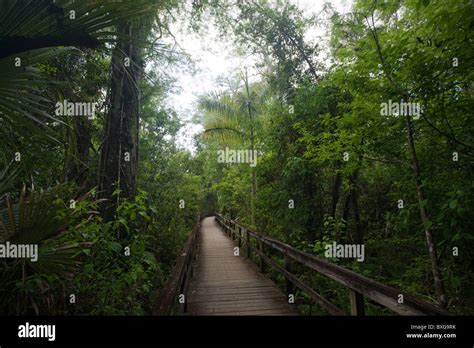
[157,214,449,316]
[187,217,298,315]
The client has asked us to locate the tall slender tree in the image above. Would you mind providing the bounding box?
[199,73,265,226]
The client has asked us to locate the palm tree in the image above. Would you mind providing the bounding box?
[0,185,93,314]
[199,70,266,226]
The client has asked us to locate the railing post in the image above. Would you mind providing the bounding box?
[259,238,266,273]
[349,289,365,315]
[285,254,294,297]
[246,229,250,258]
[238,226,242,248]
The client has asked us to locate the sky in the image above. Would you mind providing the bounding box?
[161,0,352,152]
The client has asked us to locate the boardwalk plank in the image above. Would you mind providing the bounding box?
[187,216,299,316]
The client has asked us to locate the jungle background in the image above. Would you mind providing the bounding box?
[0,0,472,315]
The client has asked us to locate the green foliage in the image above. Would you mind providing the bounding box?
[1,0,473,317]
[195,0,474,314]
[0,185,86,314]
[0,0,172,146]
[0,0,197,315]
[67,191,161,315]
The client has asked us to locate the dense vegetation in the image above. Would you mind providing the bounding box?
[0,0,472,315]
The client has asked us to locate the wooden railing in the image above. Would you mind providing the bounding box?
[215,213,449,316]
[154,216,201,315]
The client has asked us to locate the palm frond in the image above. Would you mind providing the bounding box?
[199,93,240,120]
[0,47,76,136]
[199,92,251,146]
[0,0,167,142]
[0,185,81,273]
[201,126,247,146]
[0,0,167,58]
[0,162,19,197]
[0,184,85,314]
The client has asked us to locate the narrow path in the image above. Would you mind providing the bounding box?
[187,216,298,315]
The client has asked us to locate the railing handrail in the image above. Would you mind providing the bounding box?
[215,212,449,316]
[154,216,200,315]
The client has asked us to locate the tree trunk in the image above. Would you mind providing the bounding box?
[244,70,257,227]
[331,169,342,219]
[62,89,93,191]
[342,167,362,244]
[99,21,143,221]
[251,169,256,226]
[405,114,447,308]
[352,180,363,245]
[366,14,447,308]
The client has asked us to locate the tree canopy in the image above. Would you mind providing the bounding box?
[0,0,472,317]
